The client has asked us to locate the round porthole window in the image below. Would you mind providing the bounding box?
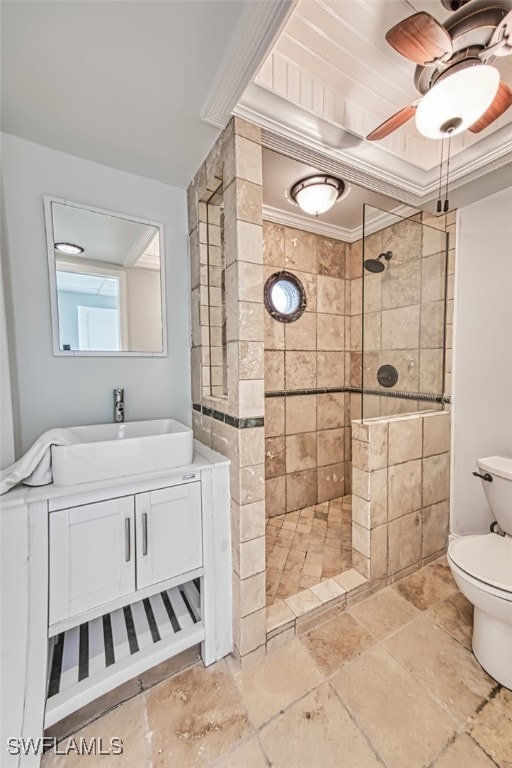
[264,271,307,323]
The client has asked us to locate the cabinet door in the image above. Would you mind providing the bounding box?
[135,482,202,591]
[49,497,135,626]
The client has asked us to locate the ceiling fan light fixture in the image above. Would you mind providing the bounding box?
[415,64,500,138]
[289,175,346,216]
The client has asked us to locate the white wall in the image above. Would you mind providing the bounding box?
[1,134,191,456]
[0,220,15,466]
[451,186,512,535]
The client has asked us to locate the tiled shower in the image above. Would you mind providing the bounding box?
[188,116,454,663]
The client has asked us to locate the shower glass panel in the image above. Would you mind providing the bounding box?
[360,205,449,421]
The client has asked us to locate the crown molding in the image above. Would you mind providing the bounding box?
[262,203,417,243]
[237,82,512,208]
[201,0,296,129]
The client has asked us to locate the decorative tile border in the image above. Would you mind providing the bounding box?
[193,403,264,429]
[265,386,451,404]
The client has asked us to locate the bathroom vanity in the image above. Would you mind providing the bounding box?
[0,440,231,768]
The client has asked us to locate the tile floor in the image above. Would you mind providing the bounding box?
[43,558,512,768]
[265,496,352,605]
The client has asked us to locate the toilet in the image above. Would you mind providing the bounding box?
[447,456,512,690]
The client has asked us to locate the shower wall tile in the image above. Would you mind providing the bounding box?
[350,412,450,584]
[317,351,344,387]
[285,312,316,350]
[265,397,285,438]
[423,412,450,456]
[317,237,345,279]
[286,470,317,512]
[381,305,420,350]
[381,260,421,310]
[388,460,422,520]
[264,311,284,350]
[265,476,286,518]
[386,219,422,264]
[317,276,345,314]
[286,433,317,473]
[363,273,382,312]
[363,312,381,352]
[265,436,286,479]
[317,428,344,467]
[420,301,445,348]
[286,395,316,434]
[284,226,317,273]
[317,462,345,502]
[317,393,346,429]
[265,350,284,390]
[388,418,422,465]
[286,351,317,389]
[317,313,345,350]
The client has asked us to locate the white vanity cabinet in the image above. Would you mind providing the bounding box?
[49,497,135,625]
[135,482,202,590]
[0,443,231,768]
[49,482,203,625]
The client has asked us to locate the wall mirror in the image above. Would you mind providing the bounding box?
[44,196,167,356]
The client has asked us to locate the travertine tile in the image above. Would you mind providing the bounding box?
[331,645,457,768]
[214,736,268,768]
[259,683,381,768]
[350,586,419,641]
[388,417,422,465]
[285,351,316,389]
[317,350,344,388]
[469,687,512,766]
[333,569,367,592]
[421,500,449,558]
[286,433,317,473]
[146,660,250,768]
[428,591,473,650]
[393,559,457,610]
[265,397,284,437]
[264,476,286,517]
[309,578,345,604]
[43,693,148,768]
[267,599,295,632]
[368,422,388,470]
[317,462,345,502]
[264,350,284,390]
[285,395,316,434]
[285,588,322,617]
[433,734,496,768]
[317,429,344,467]
[423,453,450,506]
[231,640,323,728]
[388,459,422,519]
[317,393,345,429]
[286,470,316,511]
[388,511,422,574]
[265,436,285,479]
[423,412,451,456]
[300,612,375,675]
[285,312,316,351]
[317,275,344,314]
[317,313,344,350]
[284,226,317,273]
[384,614,495,724]
[381,305,420,350]
[317,236,345,279]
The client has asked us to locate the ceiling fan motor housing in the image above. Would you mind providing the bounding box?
[441,0,473,11]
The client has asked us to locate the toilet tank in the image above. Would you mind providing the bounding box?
[478,456,512,534]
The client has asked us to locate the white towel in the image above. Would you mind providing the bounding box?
[0,428,80,495]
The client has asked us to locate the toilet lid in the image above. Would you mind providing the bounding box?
[449,534,512,592]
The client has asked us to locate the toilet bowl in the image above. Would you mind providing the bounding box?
[447,456,512,689]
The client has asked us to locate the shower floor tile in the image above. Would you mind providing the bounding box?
[265,496,352,606]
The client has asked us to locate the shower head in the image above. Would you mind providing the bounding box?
[363,250,393,273]
[363,258,385,273]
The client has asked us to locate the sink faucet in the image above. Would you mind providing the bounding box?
[113,388,124,423]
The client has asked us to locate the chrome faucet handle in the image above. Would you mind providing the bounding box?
[113,388,125,423]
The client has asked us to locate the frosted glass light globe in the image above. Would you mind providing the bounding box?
[289,175,346,216]
[416,65,500,139]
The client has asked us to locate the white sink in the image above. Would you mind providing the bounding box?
[51,419,193,487]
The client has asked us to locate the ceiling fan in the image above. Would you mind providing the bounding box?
[367,0,512,141]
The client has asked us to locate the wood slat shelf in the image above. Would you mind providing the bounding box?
[45,581,203,727]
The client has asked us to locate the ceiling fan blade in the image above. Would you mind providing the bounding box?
[490,9,512,56]
[366,104,417,141]
[386,12,453,65]
[469,81,512,133]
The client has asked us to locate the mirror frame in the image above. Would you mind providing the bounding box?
[44,196,168,357]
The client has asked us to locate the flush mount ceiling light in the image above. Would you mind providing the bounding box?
[289,175,346,216]
[415,63,500,138]
[54,242,84,255]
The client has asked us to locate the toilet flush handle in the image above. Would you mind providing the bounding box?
[472,471,493,482]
